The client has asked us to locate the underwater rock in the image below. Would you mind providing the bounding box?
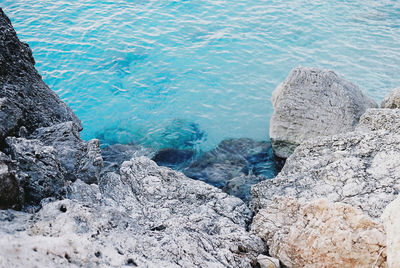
[30,122,103,184]
[381,87,400,108]
[356,108,400,134]
[223,174,267,204]
[252,197,386,268]
[0,9,81,145]
[153,148,195,168]
[184,138,276,190]
[251,130,400,219]
[0,157,266,267]
[270,67,377,159]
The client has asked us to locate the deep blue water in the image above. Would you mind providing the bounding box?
[3,0,400,152]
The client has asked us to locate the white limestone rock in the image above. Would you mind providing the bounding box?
[356,108,400,134]
[382,195,400,268]
[381,87,400,108]
[270,67,377,158]
[252,197,386,268]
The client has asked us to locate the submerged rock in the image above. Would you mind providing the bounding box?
[0,157,266,267]
[251,130,400,219]
[153,148,195,168]
[269,67,377,159]
[252,197,386,268]
[381,87,400,108]
[0,9,81,145]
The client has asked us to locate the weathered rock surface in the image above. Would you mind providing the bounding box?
[0,157,266,267]
[269,67,377,158]
[0,9,81,145]
[356,108,400,134]
[30,121,103,184]
[252,197,386,268]
[251,130,400,218]
[381,87,400,108]
[382,195,400,268]
[0,151,23,209]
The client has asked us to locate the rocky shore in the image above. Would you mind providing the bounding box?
[1,8,399,268]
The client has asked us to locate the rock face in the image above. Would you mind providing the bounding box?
[356,108,400,134]
[269,67,377,158]
[382,195,400,268]
[0,151,23,209]
[252,197,386,268]
[0,157,266,267]
[381,87,400,108]
[251,130,400,218]
[0,9,81,145]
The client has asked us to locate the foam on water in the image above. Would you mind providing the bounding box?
[3,0,400,151]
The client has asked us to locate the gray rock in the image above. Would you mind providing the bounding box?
[251,130,400,218]
[0,9,81,144]
[5,137,66,209]
[270,67,377,158]
[223,174,268,204]
[381,87,400,108]
[356,108,400,134]
[0,151,23,210]
[30,121,103,184]
[0,157,265,267]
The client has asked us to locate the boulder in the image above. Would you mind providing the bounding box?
[0,9,81,145]
[381,87,400,108]
[251,130,400,219]
[0,157,266,267]
[356,108,400,134]
[269,67,377,158]
[252,197,386,268]
[382,195,400,268]
[29,121,103,184]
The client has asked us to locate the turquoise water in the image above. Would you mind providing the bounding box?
[3,0,400,151]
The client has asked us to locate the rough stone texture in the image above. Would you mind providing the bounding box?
[0,157,266,267]
[5,137,66,208]
[382,195,400,268]
[381,87,400,108]
[251,130,400,219]
[270,67,377,158]
[356,108,400,134]
[0,151,23,209]
[0,9,81,145]
[252,197,386,268]
[30,121,103,184]
[257,254,280,268]
[223,174,267,204]
[184,138,276,189]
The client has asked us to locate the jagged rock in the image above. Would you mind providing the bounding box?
[5,137,66,208]
[251,130,400,218]
[223,174,267,204]
[382,195,400,268]
[30,122,103,184]
[101,143,155,173]
[269,67,377,158]
[381,87,400,108]
[0,151,23,209]
[0,157,266,267]
[252,197,386,268]
[184,138,276,189]
[0,9,81,145]
[356,108,400,134]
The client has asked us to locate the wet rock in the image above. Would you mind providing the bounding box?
[0,157,265,267]
[101,143,155,173]
[0,151,23,209]
[356,108,400,134]
[184,138,276,189]
[251,130,400,219]
[381,87,400,108]
[223,174,267,204]
[30,121,103,184]
[270,67,377,158]
[153,148,195,169]
[0,9,81,145]
[5,137,65,209]
[382,195,400,268]
[252,197,386,268]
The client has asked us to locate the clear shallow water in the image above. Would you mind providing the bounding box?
[3,0,400,151]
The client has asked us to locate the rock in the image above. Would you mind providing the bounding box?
[257,254,280,268]
[252,197,386,268]
[0,9,81,145]
[251,130,400,218]
[184,138,276,189]
[382,195,400,268]
[5,137,66,209]
[269,67,377,158]
[381,87,400,108]
[30,121,103,184]
[223,174,267,204]
[153,148,195,169]
[356,108,400,134]
[0,151,23,210]
[101,143,155,173]
[0,157,266,267]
